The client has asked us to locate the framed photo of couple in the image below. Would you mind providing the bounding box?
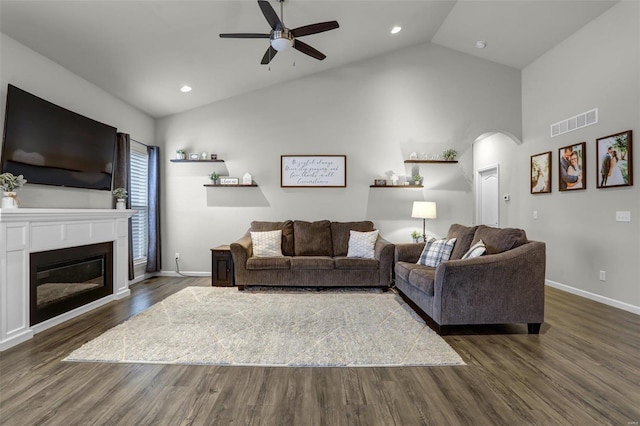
[558,142,586,191]
[596,130,633,188]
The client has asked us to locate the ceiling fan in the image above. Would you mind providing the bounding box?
[219,0,339,65]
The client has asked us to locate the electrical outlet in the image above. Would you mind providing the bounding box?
[175,252,180,260]
[533,210,538,220]
[599,270,606,281]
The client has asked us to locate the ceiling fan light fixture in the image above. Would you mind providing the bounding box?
[391,26,402,34]
[271,29,293,51]
[180,85,192,93]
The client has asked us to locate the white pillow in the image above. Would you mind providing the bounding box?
[417,237,457,267]
[461,239,486,259]
[251,230,284,257]
[346,230,379,259]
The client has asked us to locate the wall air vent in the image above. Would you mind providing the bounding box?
[550,108,598,137]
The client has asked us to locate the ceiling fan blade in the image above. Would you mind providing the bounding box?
[219,33,271,39]
[293,40,326,61]
[291,21,339,38]
[261,46,278,65]
[258,0,282,30]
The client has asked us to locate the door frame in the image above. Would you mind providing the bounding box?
[475,164,500,227]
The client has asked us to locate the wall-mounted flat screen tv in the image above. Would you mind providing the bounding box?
[1,84,117,191]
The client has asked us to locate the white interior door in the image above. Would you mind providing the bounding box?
[477,165,499,227]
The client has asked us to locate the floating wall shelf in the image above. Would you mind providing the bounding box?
[369,185,423,188]
[203,184,258,187]
[170,159,225,163]
[404,160,458,164]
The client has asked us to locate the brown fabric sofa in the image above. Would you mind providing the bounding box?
[394,224,546,334]
[230,220,395,290]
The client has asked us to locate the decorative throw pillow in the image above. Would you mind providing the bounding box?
[346,230,379,259]
[417,237,457,267]
[461,239,486,259]
[251,230,284,257]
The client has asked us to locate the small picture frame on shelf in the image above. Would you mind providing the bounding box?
[373,179,387,186]
[220,177,239,185]
[189,153,201,160]
[210,153,218,160]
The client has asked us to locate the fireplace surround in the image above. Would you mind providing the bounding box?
[0,208,135,351]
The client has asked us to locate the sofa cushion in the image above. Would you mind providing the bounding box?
[334,257,379,270]
[290,256,334,270]
[417,237,457,267]
[250,230,284,257]
[293,220,333,256]
[395,261,426,282]
[251,220,294,256]
[461,239,486,259]
[346,230,379,259]
[408,268,436,296]
[447,224,480,260]
[331,221,375,256]
[471,226,527,255]
[246,256,291,270]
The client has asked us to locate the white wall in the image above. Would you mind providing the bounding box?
[156,42,521,273]
[0,34,155,208]
[519,2,640,311]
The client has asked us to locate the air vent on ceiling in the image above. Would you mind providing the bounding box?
[550,108,598,138]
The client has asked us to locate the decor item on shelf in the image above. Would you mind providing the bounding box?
[411,230,420,243]
[210,153,218,160]
[409,152,418,160]
[112,187,127,210]
[390,174,399,186]
[373,179,387,186]
[189,153,201,160]
[219,0,339,65]
[209,171,219,184]
[0,172,27,209]
[201,151,208,159]
[412,173,422,185]
[442,149,457,161]
[243,172,253,185]
[176,149,186,160]
[220,178,239,185]
[411,201,437,242]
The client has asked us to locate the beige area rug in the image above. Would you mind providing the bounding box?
[64,287,465,367]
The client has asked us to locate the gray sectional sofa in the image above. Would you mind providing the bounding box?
[230,220,395,290]
[394,224,546,334]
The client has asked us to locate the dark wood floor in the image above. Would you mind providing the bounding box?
[1,277,639,425]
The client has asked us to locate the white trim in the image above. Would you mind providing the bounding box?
[129,272,157,286]
[546,279,640,315]
[475,164,500,226]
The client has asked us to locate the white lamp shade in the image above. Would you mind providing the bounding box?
[271,37,292,52]
[412,201,437,219]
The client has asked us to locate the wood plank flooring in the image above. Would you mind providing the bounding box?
[1,277,639,425]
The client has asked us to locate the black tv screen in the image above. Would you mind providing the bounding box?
[1,84,117,191]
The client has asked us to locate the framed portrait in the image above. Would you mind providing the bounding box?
[531,151,551,194]
[281,155,346,187]
[558,142,586,191]
[373,179,387,186]
[596,130,633,188]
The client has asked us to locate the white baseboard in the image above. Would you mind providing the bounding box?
[129,272,157,285]
[546,279,640,315]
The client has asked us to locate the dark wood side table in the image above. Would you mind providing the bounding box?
[210,245,235,287]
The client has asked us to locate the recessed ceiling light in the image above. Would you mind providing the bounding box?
[180,85,192,93]
[475,41,487,49]
[391,26,402,35]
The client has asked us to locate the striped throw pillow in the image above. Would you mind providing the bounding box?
[417,237,457,267]
[461,239,486,259]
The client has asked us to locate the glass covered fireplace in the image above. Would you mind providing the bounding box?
[30,242,113,326]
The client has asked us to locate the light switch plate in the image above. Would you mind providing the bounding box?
[616,211,631,222]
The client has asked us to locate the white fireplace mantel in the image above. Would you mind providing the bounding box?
[0,208,135,351]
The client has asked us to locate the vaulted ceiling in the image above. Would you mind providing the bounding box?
[0,1,617,118]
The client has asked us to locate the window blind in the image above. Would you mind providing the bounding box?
[130,142,148,261]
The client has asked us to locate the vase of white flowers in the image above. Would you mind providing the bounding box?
[112,187,128,209]
[0,173,27,208]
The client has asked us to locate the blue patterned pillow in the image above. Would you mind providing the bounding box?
[346,230,379,259]
[417,237,457,267]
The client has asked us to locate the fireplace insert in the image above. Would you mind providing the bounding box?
[30,242,113,325]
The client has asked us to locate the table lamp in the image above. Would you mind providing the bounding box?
[411,201,437,242]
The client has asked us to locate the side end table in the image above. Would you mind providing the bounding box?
[210,245,235,287]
